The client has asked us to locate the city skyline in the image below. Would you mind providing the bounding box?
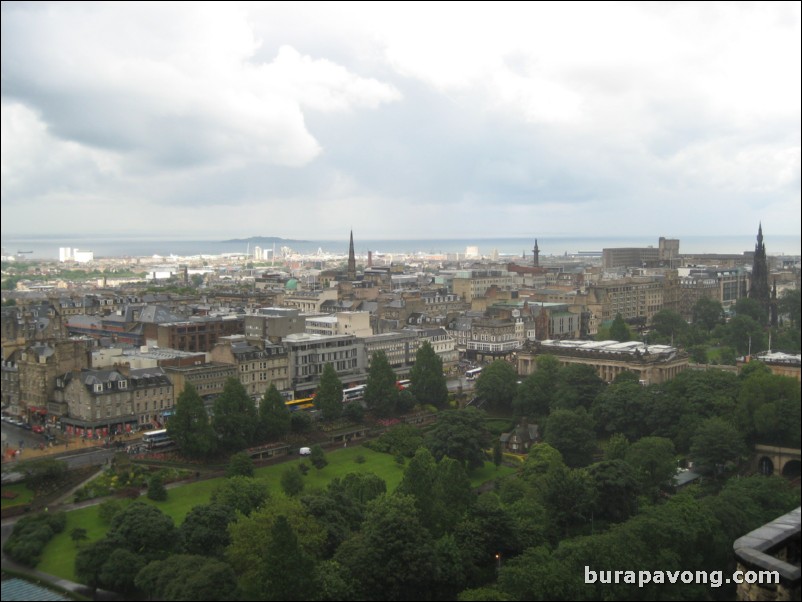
[2,2,800,241]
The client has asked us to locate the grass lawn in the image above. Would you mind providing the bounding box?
[258,446,407,493]
[36,445,517,582]
[468,461,516,486]
[1,483,34,509]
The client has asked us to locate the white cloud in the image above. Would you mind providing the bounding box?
[1,2,799,242]
[1,2,399,171]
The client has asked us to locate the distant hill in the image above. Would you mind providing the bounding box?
[221,236,309,244]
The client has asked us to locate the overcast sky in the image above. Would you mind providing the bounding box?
[2,2,800,243]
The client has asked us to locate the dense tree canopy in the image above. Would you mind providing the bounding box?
[425,407,491,471]
[649,309,688,344]
[364,351,399,417]
[543,409,596,468]
[609,313,631,342]
[409,341,448,408]
[553,364,604,412]
[210,476,269,517]
[316,363,344,421]
[692,297,724,332]
[335,494,436,601]
[258,384,291,441]
[690,417,746,475]
[168,383,217,460]
[213,378,258,452]
[475,360,518,411]
[178,503,235,558]
[513,354,559,417]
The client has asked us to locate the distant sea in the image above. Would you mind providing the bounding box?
[2,234,800,260]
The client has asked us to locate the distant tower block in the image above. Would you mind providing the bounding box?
[347,230,357,280]
[367,250,373,268]
[532,239,540,268]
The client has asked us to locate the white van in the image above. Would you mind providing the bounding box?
[299,447,312,456]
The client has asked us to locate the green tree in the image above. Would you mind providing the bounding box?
[493,439,503,468]
[147,473,168,501]
[604,433,630,461]
[592,381,647,440]
[310,444,328,469]
[435,455,474,534]
[396,447,439,534]
[227,498,325,598]
[543,409,596,468]
[227,451,255,478]
[778,288,800,329]
[553,364,604,412]
[70,527,88,546]
[290,412,312,434]
[475,360,518,411]
[609,313,631,342]
[587,460,639,522]
[367,423,424,457]
[281,466,305,497]
[178,503,235,558]
[725,314,767,355]
[454,492,518,583]
[258,384,291,441]
[364,351,399,417]
[513,355,560,417]
[734,297,768,325]
[625,436,676,497]
[316,364,344,421]
[257,515,318,601]
[521,443,565,485]
[540,465,597,537]
[98,499,126,525]
[649,309,688,343]
[136,555,239,601]
[425,407,490,471]
[108,501,177,560]
[692,297,724,332]
[395,448,472,538]
[98,548,145,594]
[342,401,364,423]
[690,417,746,476]
[168,383,217,460]
[409,341,448,408]
[20,458,68,492]
[210,476,269,517]
[75,538,118,593]
[335,495,436,601]
[213,378,258,451]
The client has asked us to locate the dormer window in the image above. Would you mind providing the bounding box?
[94,384,104,393]
[118,380,127,390]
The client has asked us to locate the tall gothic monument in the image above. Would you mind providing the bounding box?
[347,230,356,281]
[748,223,771,323]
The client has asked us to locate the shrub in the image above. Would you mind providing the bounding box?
[147,474,168,501]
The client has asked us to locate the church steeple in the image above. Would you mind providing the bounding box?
[347,230,356,281]
[532,239,540,268]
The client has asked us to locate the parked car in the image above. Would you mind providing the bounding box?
[299,447,312,456]
[32,425,44,434]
